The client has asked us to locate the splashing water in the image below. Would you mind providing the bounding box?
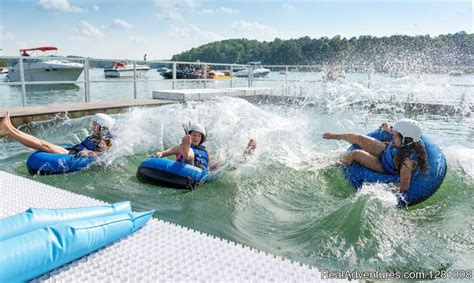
[0,74,473,273]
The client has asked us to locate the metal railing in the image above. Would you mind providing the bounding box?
[1,56,260,106]
[1,55,472,107]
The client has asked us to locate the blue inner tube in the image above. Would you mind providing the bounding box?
[26,146,93,175]
[343,129,447,207]
[137,157,210,190]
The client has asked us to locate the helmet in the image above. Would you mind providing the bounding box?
[188,123,206,143]
[92,113,114,130]
[392,119,422,143]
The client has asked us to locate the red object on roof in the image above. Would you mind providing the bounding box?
[19,46,58,52]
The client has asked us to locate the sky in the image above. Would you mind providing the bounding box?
[0,0,472,60]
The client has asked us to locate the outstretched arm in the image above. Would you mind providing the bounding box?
[154,145,179,157]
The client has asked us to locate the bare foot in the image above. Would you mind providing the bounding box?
[0,111,12,136]
[323,133,336,140]
[243,139,257,158]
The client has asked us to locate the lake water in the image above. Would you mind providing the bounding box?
[1,70,473,274]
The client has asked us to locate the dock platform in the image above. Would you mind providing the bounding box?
[0,99,174,127]
[152,87,274,101]
[0,171,328,282]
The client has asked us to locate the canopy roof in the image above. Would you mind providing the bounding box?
[20,46,58,53]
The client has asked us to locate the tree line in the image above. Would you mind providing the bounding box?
[171,32,473,73]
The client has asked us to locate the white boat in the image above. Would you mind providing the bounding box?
[0,67,9,74]
[5,47,84,82]
[104,61,150,78]
[233,62,271,78]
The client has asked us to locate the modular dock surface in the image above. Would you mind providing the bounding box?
[0,171,334,282]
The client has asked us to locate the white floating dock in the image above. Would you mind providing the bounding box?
[0,171,333,282]
[153,87,275,101]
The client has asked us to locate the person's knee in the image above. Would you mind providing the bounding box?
[351,149,365,161]
[41,141,57,153]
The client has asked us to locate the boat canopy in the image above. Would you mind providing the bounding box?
[19,46,58,52]
[247,61,262,65]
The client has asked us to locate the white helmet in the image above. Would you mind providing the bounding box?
[92,113,114,130]
[393,119,422,143]
[188,123,206,143]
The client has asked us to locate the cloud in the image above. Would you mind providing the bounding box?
[76,21,104,38]
[170,23,222,42]
[219,7,239,14]
[111,19,133,30]
[231,20,280,38]
[154,0,197,9]
[0,26,14,40]
[167,12,185,23]
[92,4,100,12]
[129,36,150,44]
[282,3,295,9]
[201,8,214,14]
[38,0,83,13]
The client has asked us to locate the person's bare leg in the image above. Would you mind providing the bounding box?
[243,139,256,159]
[1,111,68,154]
[338,149,384,173]
[323,133,386,157]
[180,135,195,165]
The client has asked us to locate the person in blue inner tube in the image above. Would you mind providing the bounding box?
[323,119,429,192]
[0,111,115,157]
[153,123,257,171]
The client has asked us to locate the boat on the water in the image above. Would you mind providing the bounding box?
[161,65,205,79]
[5,47,84,82]
[104,61,150,78]
[157,67,170,75]
[233,62,270,78]
[208,70,231,80]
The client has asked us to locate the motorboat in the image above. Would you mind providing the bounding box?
[233,62,270,78]
[104,61,150,78]
[0,67,9,74]
[208,70,231,80]
[5,47,84,82]
[161,65,205,79]
[156,67,170,75]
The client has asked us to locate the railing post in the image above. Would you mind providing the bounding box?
[19,57,26,106]
[203,64,207,89]
[84,58,90,102]
[133,61,137,99]
[285,65,288,86]
[230,64,233,88]
[172,62,177,90]
[247,65,252,87]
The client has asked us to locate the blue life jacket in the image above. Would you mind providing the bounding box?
[69,136,97,154]
[177,144,209,169]
[379,140,417,175]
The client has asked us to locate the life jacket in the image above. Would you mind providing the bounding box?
[379,140,417,175]
[177,144,209,170]
[69,136,98,155]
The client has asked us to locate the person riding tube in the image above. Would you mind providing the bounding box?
[323,119,429,192]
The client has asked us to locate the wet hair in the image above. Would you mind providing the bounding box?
[103,139,112,150]
[396,141,429,174]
